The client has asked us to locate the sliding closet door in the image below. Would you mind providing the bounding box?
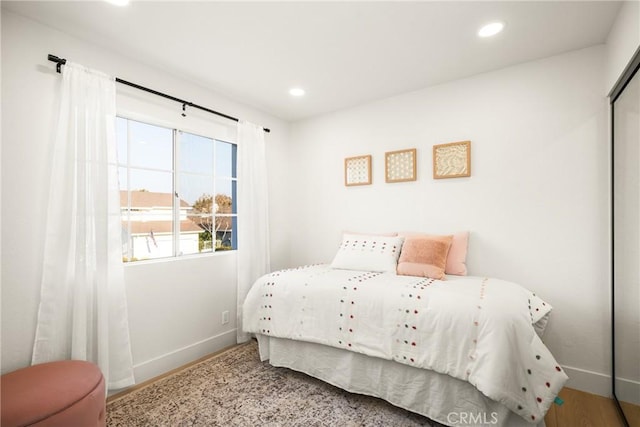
[612,50,640,427]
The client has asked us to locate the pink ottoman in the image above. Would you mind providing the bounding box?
[1,360,105,427]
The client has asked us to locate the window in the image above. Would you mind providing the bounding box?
[117,117,237,262]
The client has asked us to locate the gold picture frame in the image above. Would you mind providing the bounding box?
[385,148,417,183]
[433,141,471,179]
[344,155,372,186]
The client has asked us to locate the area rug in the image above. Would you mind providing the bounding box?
[107,340,443,426]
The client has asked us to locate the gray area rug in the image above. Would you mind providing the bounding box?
[107,340,443,426]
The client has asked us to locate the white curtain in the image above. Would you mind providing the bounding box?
[32,62,135,390]
[236,121,271,343]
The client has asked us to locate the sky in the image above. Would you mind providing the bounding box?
[116,117,236,206]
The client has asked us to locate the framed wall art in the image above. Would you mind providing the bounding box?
[385,148,417,183]
[433,141,471,179]
[344,155,372,186]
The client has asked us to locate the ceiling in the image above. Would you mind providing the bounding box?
[2,1,622,121]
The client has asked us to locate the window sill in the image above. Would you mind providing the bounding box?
[123,250,237,267]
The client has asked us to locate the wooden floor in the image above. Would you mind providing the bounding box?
[545,387,637,427]
[620,401,640,426]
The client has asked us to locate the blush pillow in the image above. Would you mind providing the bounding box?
[331,234,405,274]
[397,234,453,279]
[399,231,469,276]
[446,231,469,275]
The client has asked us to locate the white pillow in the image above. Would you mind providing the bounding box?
[330,234,405,274]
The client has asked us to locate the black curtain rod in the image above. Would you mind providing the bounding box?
[47,54,270,133]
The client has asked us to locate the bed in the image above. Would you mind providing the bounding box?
[242,233,567,427]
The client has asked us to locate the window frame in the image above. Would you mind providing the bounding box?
[116,115,238,264]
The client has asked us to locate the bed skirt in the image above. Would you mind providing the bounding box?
[255,334,545,427]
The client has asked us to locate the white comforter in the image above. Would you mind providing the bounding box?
[243,265,568,424]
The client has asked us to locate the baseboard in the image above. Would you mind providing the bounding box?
[615,376,640,405]
[132,329,237,385]
[562,365,611,397]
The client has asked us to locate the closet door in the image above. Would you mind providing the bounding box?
[612,50,640,427]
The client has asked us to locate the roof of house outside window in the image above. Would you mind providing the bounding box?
[120,190,191,209]
[120,190,233,235]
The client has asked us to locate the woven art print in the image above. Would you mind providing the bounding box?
[344,155,372,186]
[385,148,417,183]
[433,141,471,179]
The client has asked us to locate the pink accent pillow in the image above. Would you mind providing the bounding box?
[397,234,453,279]
[446,232,469,275]
[399,231,469,276]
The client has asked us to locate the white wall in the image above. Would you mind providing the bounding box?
[0,10,291,384]
[289,46,611,396]
[605,1,640,94]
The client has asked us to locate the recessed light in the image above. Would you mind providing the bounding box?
[289,88,305,97]
[478,22,504,38]
[104,0,130,6]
